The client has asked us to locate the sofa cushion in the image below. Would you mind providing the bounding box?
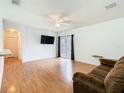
[100,59,117,67]
[104,57,124,93]
[89,65,112,81]
[118,56,124,61]
[73,72,106,93]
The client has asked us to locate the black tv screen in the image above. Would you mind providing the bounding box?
[40,35,55,44]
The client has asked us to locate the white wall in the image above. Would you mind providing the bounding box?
[3,20,56,62]
[58,17,124,65]
[0,1,49,31]
[0,18,4,90]
[22,26,56,62]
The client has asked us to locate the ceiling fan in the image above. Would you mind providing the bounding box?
[45,13,73,28]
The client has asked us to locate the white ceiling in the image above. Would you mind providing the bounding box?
[2,0,124,31]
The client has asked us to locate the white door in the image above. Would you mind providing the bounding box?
[60,36,71,59]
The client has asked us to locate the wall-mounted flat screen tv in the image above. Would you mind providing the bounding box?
[40,35,55,44]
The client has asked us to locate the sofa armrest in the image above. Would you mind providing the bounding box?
[99,58,117,67]
[73,72,104,87]
[73,72,105,93]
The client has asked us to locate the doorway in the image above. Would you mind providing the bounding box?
[4,29,22,64]
[60,35,72,59]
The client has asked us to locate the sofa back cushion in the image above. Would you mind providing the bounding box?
[104,57,124,93]
[100,58,117,67]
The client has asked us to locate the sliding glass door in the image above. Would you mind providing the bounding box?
[60,36,71,59]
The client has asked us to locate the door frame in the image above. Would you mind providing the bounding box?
[3,29,22,60]
[60,35,72,59]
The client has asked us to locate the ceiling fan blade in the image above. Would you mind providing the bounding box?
[60,23,71,26]
[43,15,56,22]
[43,14,55,20]
[60,11,73,17]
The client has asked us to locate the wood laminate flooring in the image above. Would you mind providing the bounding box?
[1,58,96,93]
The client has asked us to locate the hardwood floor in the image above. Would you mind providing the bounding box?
[1,58,96,93]
[4,58,22,65]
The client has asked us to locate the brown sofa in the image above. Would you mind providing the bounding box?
[73,57,124,93]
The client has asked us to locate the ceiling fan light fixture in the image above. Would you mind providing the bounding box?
[55,23,60,28]
[46,13,72,28]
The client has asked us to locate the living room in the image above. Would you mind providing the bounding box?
[0,0,124,93]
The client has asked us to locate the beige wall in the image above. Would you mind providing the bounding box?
[4,30,22,59]
[18,32,22,60]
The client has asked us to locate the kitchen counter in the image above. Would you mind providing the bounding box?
[0,49,13,56]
